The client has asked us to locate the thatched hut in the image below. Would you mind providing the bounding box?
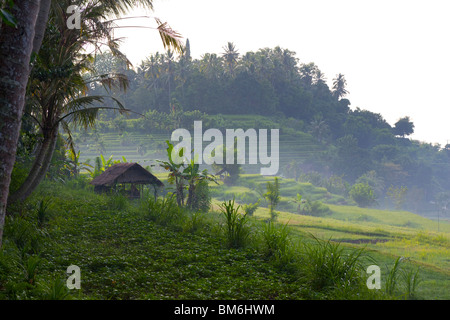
[90,163,164,199]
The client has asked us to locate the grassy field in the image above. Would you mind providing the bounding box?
[206,175,450,300]
[1,175,448,300]
[152,171,450,299]
[1,181,388,300]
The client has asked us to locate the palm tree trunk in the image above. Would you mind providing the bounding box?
[186,182,196,209]
[20,124,60,201]
[8,126,54,204]
[0,0,41,248]
[32,0,52,55]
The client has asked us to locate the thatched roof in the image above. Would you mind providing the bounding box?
[90,163,164,187]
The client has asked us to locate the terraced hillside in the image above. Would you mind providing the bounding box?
[73,118,324,175]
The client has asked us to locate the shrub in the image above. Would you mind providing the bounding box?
[300,198,331,216]
[144,194,185,228]
[65,174,91,190]
[182,210,207,234]
[21,255,42,286]
[309,200,331,216]
[3,215,46,255]
[242,201,260,216]
[190,180,211,213]
[107,192,129,211]
[41,278,71,300]
[349,183,376,207]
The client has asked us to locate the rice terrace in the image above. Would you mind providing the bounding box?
[0,0,449,310]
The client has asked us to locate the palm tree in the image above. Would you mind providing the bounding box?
[200,53,224,80]
[177,39,193,104]
[9,0,183,204]
[222,42,239,77]
[309,116,329,143]
[332,73,349,100]
[140,52,163,106]
[162,49,176,111]
[314,70,327,86]
[299,62,319,87]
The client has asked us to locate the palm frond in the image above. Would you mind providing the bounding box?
[59,95,130,129]
[60,119,77,156]
[155,18,183,54]
[86,72,130,93]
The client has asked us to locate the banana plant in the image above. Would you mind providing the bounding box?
[157,141,187,206]
[65,149,94,177]
[290,193,306,214]
[181,159,217,210]
[158,140,217,208]
[91,154,128,178]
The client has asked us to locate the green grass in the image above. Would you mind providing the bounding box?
[0,180,399,300]
[2,171,449,300]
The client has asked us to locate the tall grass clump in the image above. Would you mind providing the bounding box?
[385,257,422,299]
[142,193,185,229]
[303,235,366,295]
[261,221,296,269]
[36,197,52,228]
[182,210,208,234]
[107,192,129,211]
[219,199,250,249]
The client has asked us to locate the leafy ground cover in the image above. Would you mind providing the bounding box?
[1,181,397,300]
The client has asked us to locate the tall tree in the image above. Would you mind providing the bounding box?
[0,0,41,248]
[32,0,52,55]
[200,53,224,80]
[332,73,349,100]
[222,42,239,77]
[162,49,176,111]
[393,116,415,138]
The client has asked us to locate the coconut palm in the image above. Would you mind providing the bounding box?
[200,53,224,80]
[299,62,319,87]
[309,116,329,143]
[162,49,176,111]
[0,0,41,248]
[222,42,239,77]
[332,73,349,100]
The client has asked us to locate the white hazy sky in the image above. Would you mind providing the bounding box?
[114,0,450,147]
